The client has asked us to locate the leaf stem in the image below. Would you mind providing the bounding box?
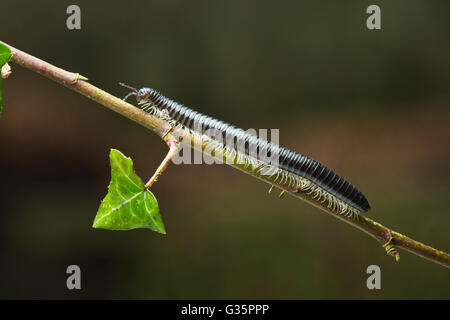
[1,40,449,268]
[145,137,180,189]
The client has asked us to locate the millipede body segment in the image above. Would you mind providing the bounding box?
[122,84,371,217]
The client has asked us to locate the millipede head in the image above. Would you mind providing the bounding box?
[119,82,154,105]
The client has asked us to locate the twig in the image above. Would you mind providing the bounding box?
[1,40,448,268]
[145,127,180,189]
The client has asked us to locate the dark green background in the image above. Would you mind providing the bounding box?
[0,1,449,299]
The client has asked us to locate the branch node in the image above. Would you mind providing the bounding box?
[161,126,172,140]
[1,62,12,79]
[71,73,88,84]
[382,232,400,262]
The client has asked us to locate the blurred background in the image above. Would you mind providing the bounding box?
[1,0,449,299]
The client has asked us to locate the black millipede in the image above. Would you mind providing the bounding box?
[120,83,371,218]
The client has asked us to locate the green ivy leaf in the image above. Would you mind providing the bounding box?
[0,43,12,118]
[93,149,166,234]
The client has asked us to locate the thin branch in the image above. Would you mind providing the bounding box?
[1,40,449,268]
[145,136,180,189]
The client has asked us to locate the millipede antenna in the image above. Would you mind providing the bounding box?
[119,82,139,101]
